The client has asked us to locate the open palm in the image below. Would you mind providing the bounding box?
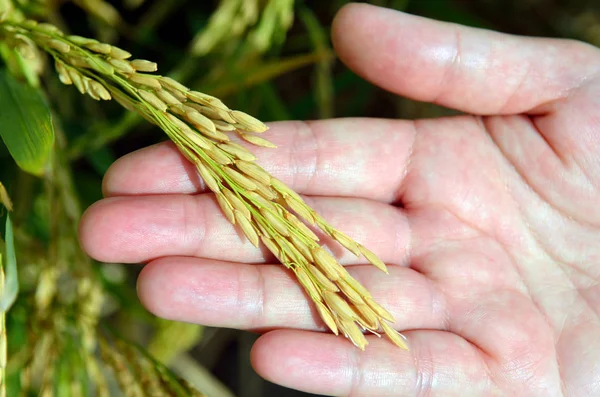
[79,4,600,396]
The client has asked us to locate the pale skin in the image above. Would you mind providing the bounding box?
[79,3,600,396]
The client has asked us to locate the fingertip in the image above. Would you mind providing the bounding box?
[251,330,351,395]
[331,2,363,38]
[136,258,217,322]
[101,147,138,197]
[136,259,177,319]
[79,198,118,262]
[331,2,376,73]
[102,141,202,197]
[332,3,417,94]
[79,195,175,264]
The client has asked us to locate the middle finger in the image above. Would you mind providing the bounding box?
[80,194,410,265]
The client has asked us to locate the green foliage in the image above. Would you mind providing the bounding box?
[0,69,53,176]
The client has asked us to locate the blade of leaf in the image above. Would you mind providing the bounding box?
[0,69,54,176]
[0,214,18,312]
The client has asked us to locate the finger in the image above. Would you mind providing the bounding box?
[332,3,600,115]
[251,329,496,396]
[79,194,410,265]
[102,118,415,201]
[137,258,445,332]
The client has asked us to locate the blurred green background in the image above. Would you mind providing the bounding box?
[2,0,600,396]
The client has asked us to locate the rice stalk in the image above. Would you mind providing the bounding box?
[0,184,11,397]
[0,19,409,351]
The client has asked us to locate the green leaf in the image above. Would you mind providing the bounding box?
[0,69,54,176]
[0,214,18,312]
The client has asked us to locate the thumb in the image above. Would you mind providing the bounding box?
[332,3,600,116]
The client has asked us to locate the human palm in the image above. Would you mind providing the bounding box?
[79,4,600,396]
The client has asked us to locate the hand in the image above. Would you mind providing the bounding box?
[79,3,600,396]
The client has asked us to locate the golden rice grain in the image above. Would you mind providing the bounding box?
[213,120,236,131]
[138,90,168,111]
[337,279,364,305]
[339,320,368,351]
[359,245,388,274]
[48,39,70,53]
[181,129,211,150]
[365,297,395,323]
[295,267,320,302]
[184,110,217,133]
[109,46,131,59]
[270,178,302,202]
[89,80,111,100]
[230,110,268,133]
[85,41,112,54]
[312,248,341,281]
[55,61,72,84]
[381,321,409,350]
[284,195,316,225]
[69,69,85,94]
[196,162,219,192]
[84,79,100,100]
[315,301,338,335]
[108,58,136,73]
[239,133,277,148]
[129,74,162,90]
[307,265,338,292]
[218,143,256,162]
[285,213,319,241]
[245,192,276,212]
[253,182,279,201]
[260,236,281,259]
[341,274,372,299]
[215,193,235,225]
[235,161,270,185]
[199,127,231,142]
[322,291,357,322]
[130,59,158,72]
[156,90,181,106]
[260,208,289,237]
[88,57,115,75]
[67,35,95,45]
[165,113,194,135]
[205,145,233,165]
[234,210,259,247]
[223,168,257,191]
[159,76,189,92]
[289,233,314,262]
[332,230,361,257]
[353,304,379,330]
[222,189,250,220]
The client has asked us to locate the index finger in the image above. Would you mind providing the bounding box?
[102,118,416,202]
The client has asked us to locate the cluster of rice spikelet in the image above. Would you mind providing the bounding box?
[100,336,206,397]
[0,19,408,351]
